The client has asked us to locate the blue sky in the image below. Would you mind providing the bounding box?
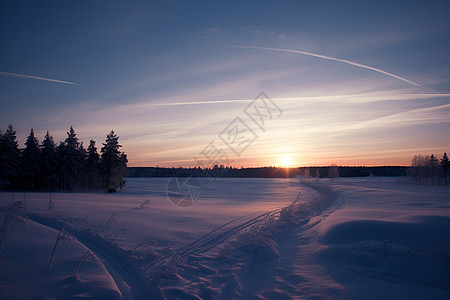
[1,0,449,166]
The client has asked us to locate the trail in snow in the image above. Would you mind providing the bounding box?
[26,179,339,299]
[29,214,160,300]
[155,180,344,299]
[176,205,288,257]
[174,193,304,258]
[237,181,348,299]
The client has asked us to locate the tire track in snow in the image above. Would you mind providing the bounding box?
[29,214,161,300]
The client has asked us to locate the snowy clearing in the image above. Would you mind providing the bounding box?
[0,177,449,299]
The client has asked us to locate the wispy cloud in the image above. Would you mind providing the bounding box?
[153,92,450,106]
[331,103,450,133]
[203,26,222,34]
[0,71,79,85]
[154,99,251,106]
[232,46,422,87]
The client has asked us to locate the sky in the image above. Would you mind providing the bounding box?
[1,0,449,167]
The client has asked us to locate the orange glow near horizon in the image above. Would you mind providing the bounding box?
[279,154,294,168]
[125,148,449,168]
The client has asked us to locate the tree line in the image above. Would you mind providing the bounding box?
[0,125,127,192]
[409,153,449,185]
[127,165,409,178]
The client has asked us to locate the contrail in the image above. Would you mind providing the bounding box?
[155,99,251,106]
[153,93,450,106]
[233,46,422,87]
[0,71,79,85]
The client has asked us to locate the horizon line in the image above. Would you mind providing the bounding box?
[126,165,410,168]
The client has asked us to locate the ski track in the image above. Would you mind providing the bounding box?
[28,201,291,299]
[26,182,335,299]
[171,190,307,260]
[153,181,339,299]
[176,206,287,258]
[29,213,159,300]
[239,181,344,298]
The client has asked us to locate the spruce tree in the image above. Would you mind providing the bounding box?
[86,139,100,189]
[1,125,128,192]
[100,130,127,192]
[22,129,41,191]
[41,131,59,191]
[60,126,84,191]
[0,125,20,190]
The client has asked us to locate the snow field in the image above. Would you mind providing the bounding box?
[0,177,449,299]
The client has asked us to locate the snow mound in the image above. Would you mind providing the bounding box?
[0,219,121,299]
[315,178,450,300]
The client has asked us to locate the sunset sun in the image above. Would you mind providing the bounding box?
[280,154,294,168]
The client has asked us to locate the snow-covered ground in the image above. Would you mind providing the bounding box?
[0,177,449,299]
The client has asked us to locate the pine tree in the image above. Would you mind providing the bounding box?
[100,130,127,192]
[1,125,129,192]
[65,126,79,149]
[60,126,84,191]
[79,142,87,159]
[86,139,100,189]
[0,125,20,190]
[22,129,42,191]
[87,140,100,163]
[41,131,59,191]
